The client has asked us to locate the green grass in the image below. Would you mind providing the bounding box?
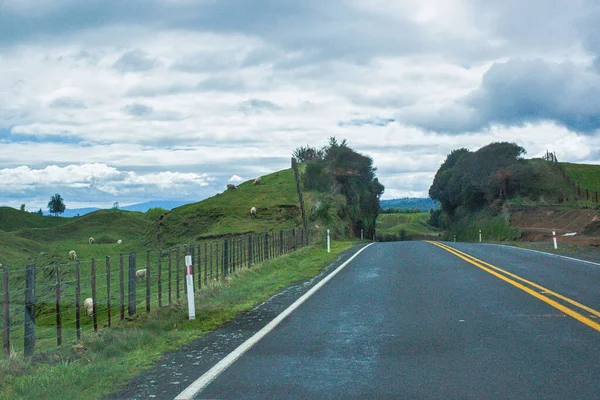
[0,207,70,232]
[152,168,302,247]
[445,208,522,242]
[0,240,360,400]
[560,162,600,191]
[377,213,438,238]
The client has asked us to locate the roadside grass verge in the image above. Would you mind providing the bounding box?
[0,240,360,400]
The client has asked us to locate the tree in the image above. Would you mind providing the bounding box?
[48,193,66,217]
[20,204,26,212]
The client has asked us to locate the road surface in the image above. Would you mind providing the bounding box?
[113,241,600,399]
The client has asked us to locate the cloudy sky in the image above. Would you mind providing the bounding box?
[1,0,600,211]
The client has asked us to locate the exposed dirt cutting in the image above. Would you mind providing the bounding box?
[509,206,600,246]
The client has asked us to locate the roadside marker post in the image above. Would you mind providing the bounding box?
[553,231,558,249]
[185,255,196,320]
[327,229,331,253]
[479,230,482,243]
[361,229,364,240]
[454,235,456,242]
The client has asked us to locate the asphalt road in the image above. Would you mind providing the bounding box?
[187,241,600,400]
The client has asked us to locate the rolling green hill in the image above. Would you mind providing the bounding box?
[150,168,304,247]
[0,206,70,232]
[560,162,600,192]
[0,229,48,268]
[376,212,439,240]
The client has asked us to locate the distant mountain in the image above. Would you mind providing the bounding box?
[49,200,192,218]
[380,198,440,212]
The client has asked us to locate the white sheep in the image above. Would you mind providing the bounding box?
[250,206,257,218]
[83,298,94,316]
[253,177,262,185]
[89,237,95,245]
[117,239,122,244]
[136,268,147,281]
[68,250,77,260]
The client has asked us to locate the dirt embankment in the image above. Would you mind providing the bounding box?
[509,206,600,246]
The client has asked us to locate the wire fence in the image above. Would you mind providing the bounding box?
[1,228,307,357]
[555,161,599,204]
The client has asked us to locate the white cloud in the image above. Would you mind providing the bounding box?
[228,175,244,183]
[0,0,599,207]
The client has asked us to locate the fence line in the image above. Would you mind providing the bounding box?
[0,228,307,358]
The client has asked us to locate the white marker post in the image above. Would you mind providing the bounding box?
[479,230,482,243]
[361,229,364,240]
[454,235,456,243]
[327,229,331,253]
[184,255,196,320]
[552,231,558,249]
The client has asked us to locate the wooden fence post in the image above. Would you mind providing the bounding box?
[197,244,202,289]
[280,230,284,256]
[264,232,269,261]
[146,250,151,313]
[2,265,9,357]
[106,256,111,327]
[204,243,208,286]
[24,263,36,356]
[248,235,253,267]
[128,252,136,316]
[55,265,62,346]
[215,242,219,281]
[176,248,181,300]
[158,250,162,308]
[168,249,172,305]
[91,258,98,332]
[76,260,81,340]
[119,254,125,321]
[223,239,229,278]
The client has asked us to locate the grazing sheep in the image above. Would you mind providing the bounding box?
[89,237,95,244]
[250,206,257,218]
[226,183,237,191]
[117,239,122,244]
[136,268,147,281]
[83,298,94,316]
[253,177,262,185]
[68,250,77,261]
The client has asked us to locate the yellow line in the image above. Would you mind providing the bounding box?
[432,242,600,319]
[426,241,600,333]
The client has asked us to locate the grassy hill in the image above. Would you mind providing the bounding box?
[150,168,304,247]
[0,230,48,268]
[561,162,600,192]
[0,206,70,232]
[376,212,439,241]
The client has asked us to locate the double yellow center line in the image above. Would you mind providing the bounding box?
[427,241,600,333]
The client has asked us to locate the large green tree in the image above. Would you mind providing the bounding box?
[47,193,66,217]
[296,137,384,237]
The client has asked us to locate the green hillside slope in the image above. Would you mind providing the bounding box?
[0,206,70,232]
[0,229,48,268]
[560,162,600,191]
[150,168,303,247]
[376,212,439,240]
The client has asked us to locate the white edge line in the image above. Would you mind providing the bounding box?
[484,243,600,267]
[174,242,375,400]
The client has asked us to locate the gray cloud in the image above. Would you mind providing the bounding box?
[49,97,87,109]
[122,103,153,117]
[238,99,282,115]
[172,51,241,73]
[113,50,159,73]
[404,59,600,134]
[338,117,395,127]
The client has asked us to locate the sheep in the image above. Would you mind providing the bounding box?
[253,177,262,185]
[83,298,94,316]
[226,183,237,191]
[89,237,95,244]
[117,239,122,245]
[136,268,147,281]
[68,250,77,260]
[250,206,257,218]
